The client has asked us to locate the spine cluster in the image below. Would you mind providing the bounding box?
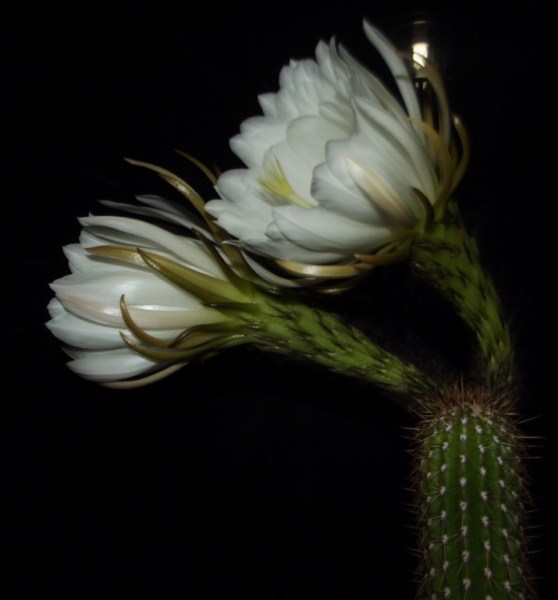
[417,395,531,599]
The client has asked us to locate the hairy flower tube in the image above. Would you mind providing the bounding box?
[47,158,432,395]
[205,21,468,288]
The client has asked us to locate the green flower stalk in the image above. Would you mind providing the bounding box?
[411,201,514,390]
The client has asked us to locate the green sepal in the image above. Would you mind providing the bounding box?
[120,331,246,362]
[137,248,247,305]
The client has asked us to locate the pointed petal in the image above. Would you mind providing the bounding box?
[362,21,421,120]
[65,348,164,382]
[47,311,130,349]
[270,205,394,255]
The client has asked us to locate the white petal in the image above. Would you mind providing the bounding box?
[65,348,164,382]
[51,270,204,325]
[231,115,288,168]
[362,21,421,120]
[241,234,346,264]
[343,156,420,228]
[339,45,408,123]
[353,97,436,198]
[287,115,348,167]
[323,135,423,225]
[311,162,386,223]
[270,205,394,255]
[265,141,316,204]
[79,215,223,277]
[100,196,210,235]
[47,297,65,318]
[46,311,130,349]
[258,92,277,117]
[209,170,276,238]
[275,59,335,118]
[318,100,355,133]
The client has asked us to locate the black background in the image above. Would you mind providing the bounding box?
[4,1,557,598]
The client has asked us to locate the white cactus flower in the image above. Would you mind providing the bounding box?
[206,21,468,287]
[47,179,258,388]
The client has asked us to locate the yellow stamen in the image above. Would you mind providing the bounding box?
[258,158,313,209]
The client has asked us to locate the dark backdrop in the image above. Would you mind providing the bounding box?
[4,1,556,598]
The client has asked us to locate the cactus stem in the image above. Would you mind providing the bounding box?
[412,385,535,599]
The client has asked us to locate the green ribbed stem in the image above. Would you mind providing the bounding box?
[241,292,435,401]
[417,391,530,599]
[411,201,514,389]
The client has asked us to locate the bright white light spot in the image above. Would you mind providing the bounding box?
[413,42,429,67]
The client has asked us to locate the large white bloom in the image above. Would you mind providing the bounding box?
[47,181,258,388]
[206,22,467,286]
